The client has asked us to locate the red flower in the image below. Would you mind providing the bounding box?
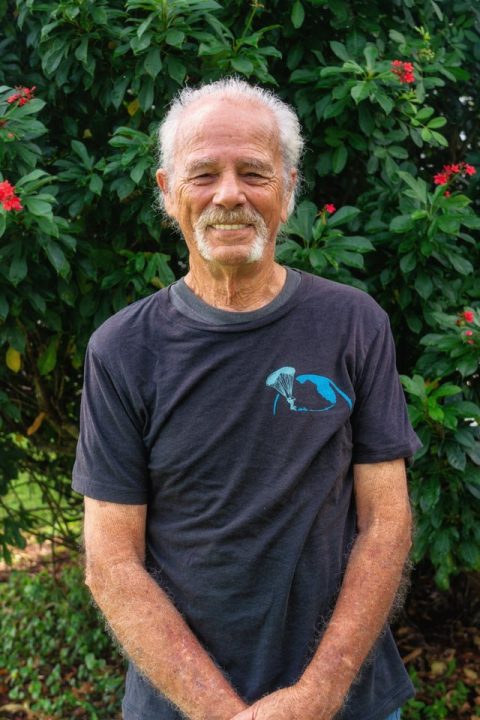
[0,179,23,212]
[7,86,36,106]
[2,195,23,211]
[443,191,451,198]
[432,162,477,186]
[463,310,475,323]
[391,60,415,84]
[325,204,336,214]
[434,172,448,185]
[465,329,473,337]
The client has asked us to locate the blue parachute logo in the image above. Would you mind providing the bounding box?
[265,366,352,415]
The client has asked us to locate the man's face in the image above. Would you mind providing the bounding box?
[157,97,296,268]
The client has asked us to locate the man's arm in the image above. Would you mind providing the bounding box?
[231,458,412,720]
[83,497,248,720]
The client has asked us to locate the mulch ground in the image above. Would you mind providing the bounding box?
[393,566,480,719]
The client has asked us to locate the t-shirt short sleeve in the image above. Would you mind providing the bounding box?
[72,343,148,504]
[351,315,421,463]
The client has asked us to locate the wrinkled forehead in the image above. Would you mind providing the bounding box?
[172,96,282,169]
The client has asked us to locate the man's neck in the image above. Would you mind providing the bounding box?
[184,261,287,312]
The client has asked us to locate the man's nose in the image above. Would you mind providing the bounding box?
[212,172,246,208]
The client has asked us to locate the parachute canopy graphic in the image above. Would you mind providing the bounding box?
[266,366,296,410]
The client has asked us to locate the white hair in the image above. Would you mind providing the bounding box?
[157,77,304,216]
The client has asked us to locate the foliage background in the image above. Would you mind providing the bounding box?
[1,0,479,585]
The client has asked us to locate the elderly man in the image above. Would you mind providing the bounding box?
[73,78,420,720]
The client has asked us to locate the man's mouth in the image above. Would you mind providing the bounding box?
[209,223,252,230]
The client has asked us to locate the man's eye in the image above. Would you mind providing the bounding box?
[192,173,215,182]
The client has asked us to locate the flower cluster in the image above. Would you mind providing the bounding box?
[456,310,477,343]
[324,203,336,214]
[391,60,415,84]
[7,86,36,106]
[0,180,23,211]
[433,162,476,186]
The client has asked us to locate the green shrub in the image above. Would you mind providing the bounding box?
[0,0,479,586]
[0,561,124,718]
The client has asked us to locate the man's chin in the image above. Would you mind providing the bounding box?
[196,240,266,265]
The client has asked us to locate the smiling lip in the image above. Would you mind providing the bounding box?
[209,223,252,230]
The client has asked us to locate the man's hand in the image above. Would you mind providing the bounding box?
[230,681,340,720]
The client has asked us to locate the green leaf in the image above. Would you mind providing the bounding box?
[421,127,433,142]
[75,36,89,64]
[330,41,350,62]
[71,140,93,170]
[309,248,327,270]
[389,215,413,233]
[430,130,449,147]
[291,1,305,28]
[88,174,103,195]
[389,30,406,44]
[350,81,370,105]
[419,477,440,512]
[358,104,374,134]
[328,206,360,228]
[406,313,423,335]
[396,171,427,204]
[138,76,154,111]
[165,29,185,47]
[231,56,254,74]
[166,56,187,85]
[84,653,96,671]
[363,44,378,70]
[24,197,53,217]
[438,215,460,234]
[111,75,130,110]
[416,107,435,122]
[453,402,480,419]
[44,241,69,277]
[427,116,447,129]
[331,145,348,173]
[444,251,473,275]
[285,200,317,240]
[332,236,373,252]
[414,271,433,300]
[8,254,27,286]
[374,91,393,115]
[37,336,59,376]
[399,252,416,273]
[144,48,162,78]
[466,444,480,466]
[431,383,463,399]
[400,374,426,399]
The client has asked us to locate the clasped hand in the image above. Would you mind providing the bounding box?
[229,684,338,720]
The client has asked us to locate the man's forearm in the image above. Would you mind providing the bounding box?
[297,518,411,716]
[231,460,413,720]
[87,560,247,720]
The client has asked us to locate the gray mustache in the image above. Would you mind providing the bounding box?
[195,209,266,229]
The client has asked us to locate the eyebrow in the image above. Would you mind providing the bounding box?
[185,157,275,174]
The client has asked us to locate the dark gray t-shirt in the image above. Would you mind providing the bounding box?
[73,270,421,720]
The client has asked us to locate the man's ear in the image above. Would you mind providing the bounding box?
[281,168,297,223]
[156,169,175,216]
